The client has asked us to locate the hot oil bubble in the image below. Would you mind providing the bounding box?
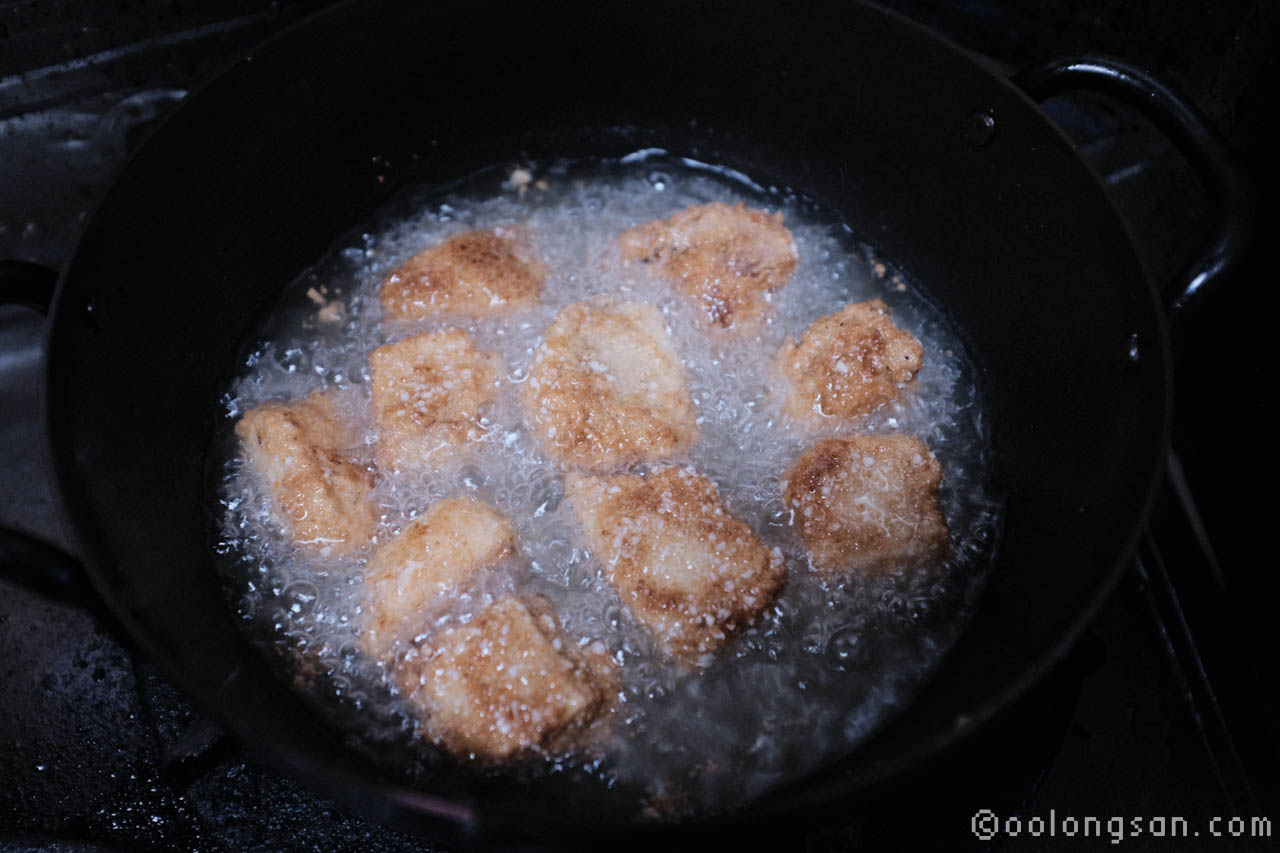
[212,156,999,815]
[281,580,319,617]
[826,625,872,671]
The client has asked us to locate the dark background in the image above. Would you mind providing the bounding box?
[1,1,1276,850]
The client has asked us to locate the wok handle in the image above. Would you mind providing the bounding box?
[0,259,95,606]
[1013,56,1253,327]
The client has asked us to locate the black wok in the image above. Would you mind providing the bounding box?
[0,0,1247,841]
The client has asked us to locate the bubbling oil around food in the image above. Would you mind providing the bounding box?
[213,154,1002,817]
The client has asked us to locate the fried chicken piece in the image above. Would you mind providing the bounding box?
[619,201,798,329]
[380,229,545,322]
[567,466,786,666]
[395,597,615,759]
[782,434,948,575]
[523,301,697,470]
[361,496,517,659]
[369,329,502,473]
[235,390,375,555]
[775,300,923,423]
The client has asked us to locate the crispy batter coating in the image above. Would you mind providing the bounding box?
[567,466,786,666]
[619,201,798,329]
[395,597,615,758]
[380,229,545,322]
[235,390,375,555]
[782,435,948,575]
[369,329,502,473]
[362,496,517,659]
[523,301,697,470]
[775,300,923,422]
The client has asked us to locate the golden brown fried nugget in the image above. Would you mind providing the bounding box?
[380,229,545,322]
[619,201,798,329]
[782,435,948,575]
[396,597,615,759]
[235,390,375,555]
[369,329,502,472]
[775,300,923,422]
[567,466,785,666]
[362,496,516,659]
[523,301,697,470]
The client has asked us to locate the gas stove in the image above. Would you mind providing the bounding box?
[2,1,1275,849]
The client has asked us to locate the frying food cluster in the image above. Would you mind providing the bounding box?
[236,201,949,761]
[369,329,502,473]
[567,466,786,666]
[235,390,376,555]
[523,300,698,469]
[619,200,798,329]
